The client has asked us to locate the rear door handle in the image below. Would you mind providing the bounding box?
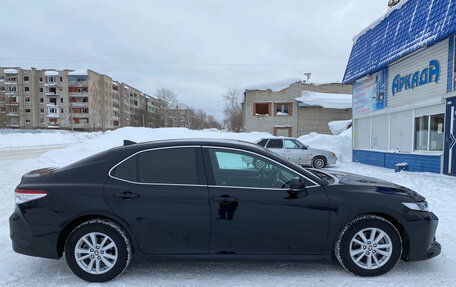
[113,191,140,200]
[212,195,238,204]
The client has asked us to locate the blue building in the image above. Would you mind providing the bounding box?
[343,0,456,176]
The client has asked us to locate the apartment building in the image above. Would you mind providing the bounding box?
[0,67,163,131]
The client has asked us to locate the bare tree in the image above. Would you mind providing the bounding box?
[0,93,7,128]
[155,88,179,127]
[222,88,243,132]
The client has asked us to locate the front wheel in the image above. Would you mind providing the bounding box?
[335,215,402,276]
[65,219,132,282]
[311,156,326,168]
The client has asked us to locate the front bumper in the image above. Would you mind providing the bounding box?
[403,211,441,261]
[9,208,61,259]
[327,156,337,165]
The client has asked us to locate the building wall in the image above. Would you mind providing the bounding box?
[243,82,301,137]
[297,107,352,135]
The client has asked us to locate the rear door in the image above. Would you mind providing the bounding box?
[265,139,285,157]
[103,146,211,254]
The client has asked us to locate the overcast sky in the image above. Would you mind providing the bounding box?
[1,0,387,120]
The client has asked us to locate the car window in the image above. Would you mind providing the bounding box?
[112,155,137,181]
[208,149,298,189]
[138,147,198,184]
[284,139,302,149]
[266,139,283,149]
[257,139,268,147]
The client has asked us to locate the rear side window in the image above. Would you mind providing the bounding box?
[266,139,283,148]
[112,156,137,182]
[138,147,198,184]
[257,139,268,147]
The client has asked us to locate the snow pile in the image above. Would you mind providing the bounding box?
[328,119,352,135]
[3,68,18,74]
[298,128,352,163]
[296,91,352,109]
[0,130,101,149]
[44,71,59,76]
[40,127,272,166]
[245,78,301,92]
[68,69,88,75]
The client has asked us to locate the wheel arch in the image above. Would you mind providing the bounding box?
[57,212,137,258]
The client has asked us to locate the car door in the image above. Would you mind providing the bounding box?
[103,146,211,255]
[284,139,310,164]
[265,139,285,157]
[202,147,330,255]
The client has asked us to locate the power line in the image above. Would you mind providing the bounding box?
[0,57,346,67]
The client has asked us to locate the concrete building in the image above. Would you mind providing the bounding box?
[343,0,456,175]
[0,67,162,131]
[242,79,352,137]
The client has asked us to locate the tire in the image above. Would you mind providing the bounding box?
[334,215,402,277]
[65,219,132,282]
[311,156,326,168]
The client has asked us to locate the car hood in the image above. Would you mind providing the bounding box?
[326,170,425,201]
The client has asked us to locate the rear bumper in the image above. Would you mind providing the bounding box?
[9,209,61,259]
[403,211,441,261]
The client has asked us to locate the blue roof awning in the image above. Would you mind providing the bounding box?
[343,0,456,84]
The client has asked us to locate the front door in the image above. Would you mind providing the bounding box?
[284,139,309,164]
[444,97,456,176]
[103,146,211,254]
[203,147,330,255]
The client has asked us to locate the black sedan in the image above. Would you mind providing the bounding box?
[9,139,440,282]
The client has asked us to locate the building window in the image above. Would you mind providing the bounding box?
[40,108,44,114]
[61,108,64,114]
[60,77,63,82]
[24,87,30,92]
[60,98,63,103]
[24,76,29,82]
[40,87,43,92]
[25,119,31,124]
[25,109,31,113]
[39,77,43,82]
[25,97,31,103]
[414,114,444,151]
[47,76,55,83]
[253,103,271,116]
[40,98,43,103]
[275,102,291,116]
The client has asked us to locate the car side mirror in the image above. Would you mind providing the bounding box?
[288,176,306,195]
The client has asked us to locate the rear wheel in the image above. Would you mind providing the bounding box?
[65,219,132,282]
[311,156,326,168]
[335,215,402,276]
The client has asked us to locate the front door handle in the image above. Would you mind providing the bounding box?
[212,195,238,204]
[113,191,140,200]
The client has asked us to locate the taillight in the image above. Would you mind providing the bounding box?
[15,189,47,204]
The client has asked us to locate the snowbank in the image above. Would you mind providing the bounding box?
[40,127,272,166]
[0,130,101,149]
[298,128,352,163]
[296,91,352,109]
[328,119,352,135]
[245,78,301,92]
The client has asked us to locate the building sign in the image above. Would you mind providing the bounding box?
[392,60,440,96]
[353,69,385,114]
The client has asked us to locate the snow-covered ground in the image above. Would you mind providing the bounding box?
[0,127,455,287]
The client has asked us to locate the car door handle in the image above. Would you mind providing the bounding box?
[212,195,238,204]
[113,191,140,200]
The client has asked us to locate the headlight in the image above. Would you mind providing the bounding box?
[402,201,429,212]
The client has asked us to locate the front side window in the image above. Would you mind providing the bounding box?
[284,139,302,149]
[208,149,300,189]
[266,139,283,149]
[414,114,444,151]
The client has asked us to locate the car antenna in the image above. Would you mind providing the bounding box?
[123,140,137,146]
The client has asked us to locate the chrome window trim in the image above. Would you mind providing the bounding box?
[203,145,320,186]
[207,184,321,190]
[108,145,206,186]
